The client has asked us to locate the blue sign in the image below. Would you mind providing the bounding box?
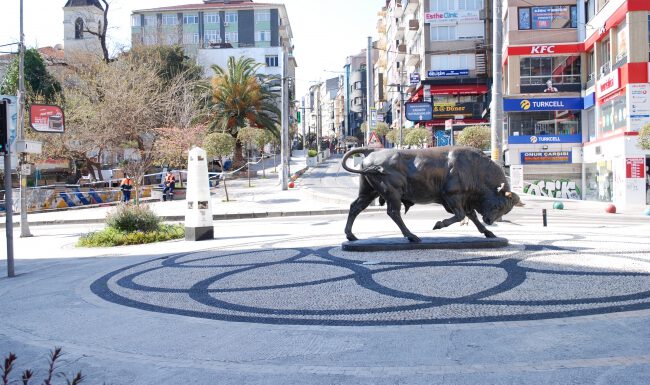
[405,102,433,121]
[504,97,584,111]
[434,130,450,146]
[427,69,469,77]
[410,73,420,86]
[508,134,582,144]
[521,151,572,164]
[583,93,595,110]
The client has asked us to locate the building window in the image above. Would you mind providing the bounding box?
[458,0,483,10]
[598,94,626,137]
[204,12,219,24]
[430,25,456,41]
[429,0,454,11]
[131,15,141,27]
[75,18,84,39]
[144,15,157,27]
[519,56,581,93]
[255,30,271,42]
[204,30,220,44]
[225,32,238,43]
[162,14,178,25]
[265,55,278,67]
[225,12,238,24]
[183,33,199,44]
[599,38,611,78]
[518,6,577,30]
[183,14,198,24]
[255,10,271,22]
[508,111,580,137]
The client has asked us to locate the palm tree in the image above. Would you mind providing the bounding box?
[208,56,280,167]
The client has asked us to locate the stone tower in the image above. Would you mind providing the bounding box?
[62,0,104,60]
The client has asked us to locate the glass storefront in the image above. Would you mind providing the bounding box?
[597,94,626,137]
[508,111,581,136]
[584,161,613,202]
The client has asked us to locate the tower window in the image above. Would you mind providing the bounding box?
[75,17,84,39]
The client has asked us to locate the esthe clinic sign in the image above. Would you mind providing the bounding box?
[424,11,479,24]
[30,104,65,133]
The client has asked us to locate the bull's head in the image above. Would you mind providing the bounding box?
[481,184,524,225]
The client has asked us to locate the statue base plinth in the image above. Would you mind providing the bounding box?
[185,226,214,241]
[341,236,508,252]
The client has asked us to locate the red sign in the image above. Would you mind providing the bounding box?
[30,104,65,133]
[367,131,383,149]
[626,157,645,178]
[507,43,583,56]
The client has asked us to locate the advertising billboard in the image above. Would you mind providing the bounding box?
[432,102,482,119]
[524,6,576,29]
[504,97,584,112]
[509,134,582,144]
[30,104,65,133]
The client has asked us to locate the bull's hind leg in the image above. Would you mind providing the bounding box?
[344,179,378,241]
[385,197,420,243]
[466,210,496,238]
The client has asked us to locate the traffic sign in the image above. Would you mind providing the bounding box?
[367,131,383,148]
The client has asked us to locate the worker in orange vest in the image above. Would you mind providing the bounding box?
[162,171,176,201]
[120,175,133,202]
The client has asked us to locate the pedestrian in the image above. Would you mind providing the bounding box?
[120,174,133,203]
[162,171,176,201]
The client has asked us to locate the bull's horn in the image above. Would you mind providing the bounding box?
[505,191,512,197]
[497,183,505,193]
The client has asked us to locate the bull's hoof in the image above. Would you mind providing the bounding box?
[407,234,421,243]
[346,234,358,242]
[483,230,497,238]
[433,221,444,230]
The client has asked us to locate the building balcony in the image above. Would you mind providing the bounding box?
[404,0,418,15]
[396,44,406,60]
[408,19,419,31]
[396,24,405,39]
[406,52,420,66]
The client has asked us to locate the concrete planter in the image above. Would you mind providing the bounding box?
[306,156,318,167]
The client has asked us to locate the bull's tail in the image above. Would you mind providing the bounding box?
[341,147,376,174]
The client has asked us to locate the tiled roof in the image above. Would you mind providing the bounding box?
[0,46,65,62]
[64,0,103,10]
[133,2,281,13]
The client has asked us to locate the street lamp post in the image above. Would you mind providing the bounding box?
[18,0,31,237]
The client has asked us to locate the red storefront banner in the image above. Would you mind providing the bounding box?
[626,157,645,178]
[507,43,584,57]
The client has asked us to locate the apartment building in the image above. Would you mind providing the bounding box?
[378,0,489,146]
[501,0,650,209]
[130,0,296,79]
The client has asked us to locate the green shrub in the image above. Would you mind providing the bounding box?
[77,224,184,247]
[106,204,161,233]
[307,149,318,157]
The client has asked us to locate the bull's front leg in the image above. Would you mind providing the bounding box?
[432,196,466,231]
[344,193,378,241]
[466,210,496,238]
[385,198,420,243]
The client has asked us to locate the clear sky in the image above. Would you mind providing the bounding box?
[0,0,384,98]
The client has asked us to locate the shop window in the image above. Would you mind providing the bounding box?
[584,162,613,202]
[597,94,626,137]
[508,111,580,137]
[519,56,581,93]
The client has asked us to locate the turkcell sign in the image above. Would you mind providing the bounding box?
[503,97,584,111]
[427,69,469,77]
[508,134,582,144]
[405,102,433,122]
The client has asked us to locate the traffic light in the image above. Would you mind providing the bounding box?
[0,101,7,154]
[297,111,301,123]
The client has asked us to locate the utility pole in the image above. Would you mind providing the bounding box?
[490,0,504,166]
[365,36,374,146]
[316,84,321,152]
[18,0,31,237]
[398,83,404,148]
[280,50,289,190]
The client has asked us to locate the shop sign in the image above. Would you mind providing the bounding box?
[628,83,650,131]
[409,73,420,85]
[29,104,65,133]
[626,157,645,178]
[521,151,572,164]
[427,69,469,77]
[405,102,433,121]
[424,11,479,24]
[504,97,584,111]
[508,134,582,144]
[432,102,481,119]
[597,69,620,98]
[507,43,583,56]
[531,6,573,29]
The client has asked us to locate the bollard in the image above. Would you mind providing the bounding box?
[542,209,547,227]
[185,147,214,241]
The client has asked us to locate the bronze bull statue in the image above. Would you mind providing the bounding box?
[341,146,523,242]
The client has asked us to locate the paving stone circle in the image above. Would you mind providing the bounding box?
[91,233,650,326]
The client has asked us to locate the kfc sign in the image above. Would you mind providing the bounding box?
[530,45,556,54]
[597,69,620,98]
